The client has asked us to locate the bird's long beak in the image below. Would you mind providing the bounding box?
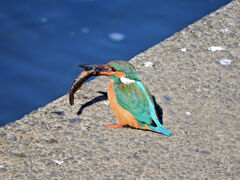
[78,64,124,77]
[78,64,105,71]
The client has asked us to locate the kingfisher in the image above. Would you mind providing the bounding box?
[80,61,171,136]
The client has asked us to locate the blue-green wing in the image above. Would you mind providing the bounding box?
[113,81,171,136]
[113,81,156,126]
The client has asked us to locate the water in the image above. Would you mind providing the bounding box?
[0,0,230,126]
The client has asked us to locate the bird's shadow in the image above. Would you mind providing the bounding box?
[77,91,163,125]
[152,95,163,125]
[77,91,108,115]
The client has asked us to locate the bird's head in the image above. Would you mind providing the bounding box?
[106,60,139,80]
[79,60,140,84]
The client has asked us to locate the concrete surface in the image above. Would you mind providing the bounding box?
[0,0,239,179]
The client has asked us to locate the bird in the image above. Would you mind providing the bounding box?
[80,61,171,136]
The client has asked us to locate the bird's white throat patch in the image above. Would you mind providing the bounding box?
[120,77,135,85]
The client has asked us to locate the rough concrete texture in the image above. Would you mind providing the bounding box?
[1,0,240,179]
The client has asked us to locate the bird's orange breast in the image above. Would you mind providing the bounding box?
[108,81,150,130]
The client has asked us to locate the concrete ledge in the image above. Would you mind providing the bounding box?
[1,0,240,179]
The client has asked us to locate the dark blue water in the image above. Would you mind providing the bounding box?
[0,0,230,126]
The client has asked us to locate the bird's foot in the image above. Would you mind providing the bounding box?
[104,124,123,128]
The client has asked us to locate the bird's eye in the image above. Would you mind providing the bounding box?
[111,67,117,71]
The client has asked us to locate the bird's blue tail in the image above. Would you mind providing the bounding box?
[149,125,171,136]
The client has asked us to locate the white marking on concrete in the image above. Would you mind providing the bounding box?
[102,100,109,106]
[53,160,64,165]
[120,77,135,85]
[219,28,229,33]
[143,61,153,68]
[108,33,125,42]
[181,48,187,52]
[219,59,232,66]
[80,126,87,131]
[208,46,224,52]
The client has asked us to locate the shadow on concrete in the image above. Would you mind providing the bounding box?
[77,91,163,125]
[77,91,108,115]
[152,95,163,125]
